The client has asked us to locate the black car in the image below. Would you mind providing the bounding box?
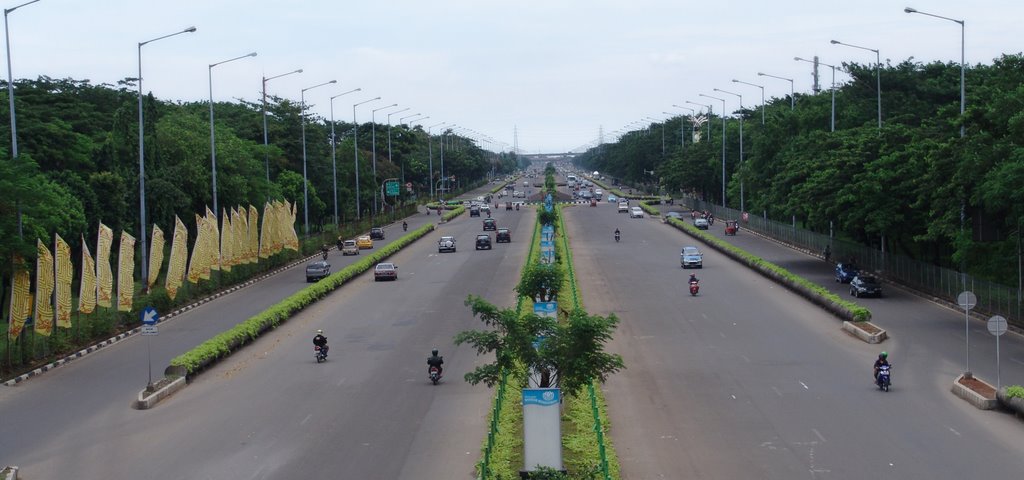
[483,218,497,231]
[370,227,385,240]
[495,228,511,243]
[835,263,859,283]
[850,275,882,298]
[469,206,481,217]
[475,234,492,250]
[305,261,330,282]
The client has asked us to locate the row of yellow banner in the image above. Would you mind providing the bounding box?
[7,200,300,339]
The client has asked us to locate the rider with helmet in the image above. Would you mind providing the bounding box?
[688,273,699,284]
[313,329,329,356]
[427,348,444,377]
[873,351,890,380]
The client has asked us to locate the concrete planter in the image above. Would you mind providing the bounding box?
[951,374,998,410]
[135,375,187,410]
[842,321,887,344]
[996,389,1024,416]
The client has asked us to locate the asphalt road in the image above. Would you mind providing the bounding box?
[564,201,1024,479]
[0,183,524,479]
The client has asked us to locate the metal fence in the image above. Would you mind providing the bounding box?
[685,198,1023,327]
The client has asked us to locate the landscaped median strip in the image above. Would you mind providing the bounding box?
[137,223,438,407]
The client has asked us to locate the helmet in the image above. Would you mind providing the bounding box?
[317,329,323,335]
[431,349,439,356]
[879,351,887,359]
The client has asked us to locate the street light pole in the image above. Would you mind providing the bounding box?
[794,57,836,132]
[399,113,425,184]
[352,96,381,220]
[262,68,302,181]
[685,101,714,142]
[300,79,337,234]
[905,7,965,138]
[137,25,196,287]
[208,51,257,216]
[5,0,41,240]
[329,88,360,226]
[699,93,727,207]
[671,105,695,148]
[757,72,794,110]
[387,107,410,187]
[732,79,765,126]
[715,88,744,213]
[427,122,445,200]
[371,103,399,216]
[831,39,882,131]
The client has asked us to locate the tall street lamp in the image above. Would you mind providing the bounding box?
[794,57,836,132]
[329,88,360,226]
[671,105,695,148]
[5,0,42,239]
[685,100,713,141]
[137,25,196,287]
[646,116,666,157]
[732,79,765,126]
[427,122,445,199]
[831,39,882,131]
[715,88,745,213]
[757,72,794,110]
[699,93,727,207]
[371,103,399,215]
[300,79,337,234]
[352,96,381,219]
[400,112,423,127]
[262,68,302,181]
[400,114,426,183]
[386,107,409,186]
[208,51,257,216]
[905,7,965,138]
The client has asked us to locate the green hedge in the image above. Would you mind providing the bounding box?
[665,217,872,322]
[442,205,466,222]
[637,201,660,216]
[168,223,436,375]
[1006,385,1024,399]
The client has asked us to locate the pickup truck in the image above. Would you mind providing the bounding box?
[437,236,456,253]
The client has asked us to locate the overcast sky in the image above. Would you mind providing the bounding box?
[7,0,1021,153]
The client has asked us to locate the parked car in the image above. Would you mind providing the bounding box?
[373,262,398,281]
[629,207,644,218]
[340,239,359,256]
[438,235,457,253]
[850,275,882,297]
[356,235,373,249]
[476,234,492,250]
[370,227,385,240]
[680,246,703,269]
[835,263,859,283]
[618,201,629,213]
[469,205,481,217]
[693,218,709,229]
[305,260,330,282]
[483,218,497,231]
[496,228,511,243]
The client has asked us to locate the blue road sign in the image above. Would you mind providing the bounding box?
[141,306,159,325]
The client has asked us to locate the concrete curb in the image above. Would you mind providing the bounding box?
[842,321,888,344]
[3,251,322,387]
[134,376,187,410]
[1,466,17,480]
[951,374,998,410]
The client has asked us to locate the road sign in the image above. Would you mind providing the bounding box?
[141,325,158,336]
[141,306,159,325]
[988,315,1008,336]
[385,179,400,197]
[534,302,557,318]
[957,291,977,310]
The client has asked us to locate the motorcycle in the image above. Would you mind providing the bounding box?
[402,222,408,232]
[429,366,442,385]
[614,232,620,243]
[689,281,700,296]
[876,364,891,391]
[321,250,329,261]
[314,345,328,363]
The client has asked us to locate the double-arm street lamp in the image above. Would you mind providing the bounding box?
[352,96,381,219]
[671,105,695,148]
[905,7,965,138]
[371,103,399,215]
[427,122,445,199]
[329,88,361,225]
[137,25,197,286]
[757,72,794,110]
[715,88,745,213]
[5,0,42,239]
[699,93,727,207]
[209,51,257,216]
[794,57,836,132]
[262,68,302,181]
[831,39,882,131]
[386,107,410,186]
[300,79,337,234]
[732,79,765,126]
[685,100,713,142]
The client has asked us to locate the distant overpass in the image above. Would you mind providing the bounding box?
[517,153,578,160]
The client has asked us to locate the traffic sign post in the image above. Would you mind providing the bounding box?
[957,291,977,376]
[141,306,159,391]
[988,315,1008,389]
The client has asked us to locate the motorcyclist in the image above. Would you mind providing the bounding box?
[614,228,621,241]
[427,348,444,377]
[402,221,408,231]
[688,273,699,284]
[873,351,890,380]
[320,244,329,260]
[313,329,329,356]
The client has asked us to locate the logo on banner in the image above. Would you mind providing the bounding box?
[523,388,560,406]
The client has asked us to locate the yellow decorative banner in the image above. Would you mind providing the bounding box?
[220,208,233,272]
[232,207,246,266]
[188,214,209,282]
[35,239,55,336]
[96,223,114,308]
[286,200,299,251]
[54,234,73,328]
[148,224,165,289]
[247,205,259,264]
[166,216,188,299]
[8,257,32,338]
[79,236,96,314]
[117,231,136,312]
[206,207,220,271]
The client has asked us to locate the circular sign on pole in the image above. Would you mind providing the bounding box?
[988,315,1008,336]
[957,291,977,310]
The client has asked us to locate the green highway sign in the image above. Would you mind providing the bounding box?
[385,179,399,197]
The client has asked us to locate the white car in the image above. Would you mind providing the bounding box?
[618,201,629,213]
[694,218,709,229]
[680,246,703,268]
[630,207,644,218]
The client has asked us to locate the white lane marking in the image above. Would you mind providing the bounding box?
[731,395,737,400]
[720,332,727,338]
[337,378,346,386]
[300,414,313,426]
[740,354,751,363]
[701,313,709,320]
[771,386,783,397]
[250,466,266,480]
[948,427,961,436]
[812,428,826,443]
[799,381,809,390]
[1011,357,1024,367]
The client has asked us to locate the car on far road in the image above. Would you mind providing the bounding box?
[680,246,703,268]
[469,205,481,217]
[850,274,882,297]
[483,218,497,231]
[476,234,492,250]
[665,211,684,220]
[340,239,359,256]
[629,207,644,218]
[496,228,511,243]
[835,263,859,283]
[607,194,617,203]
[618,201,629,213]
[480,204,491,215]
[693,218,709,229]
[373,262,398,281]
[356,235,373,249]
[370,227,385,240]
[438,235,456,253]
[305,260,330,282]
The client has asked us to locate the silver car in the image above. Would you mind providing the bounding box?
[680,246,703,269]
